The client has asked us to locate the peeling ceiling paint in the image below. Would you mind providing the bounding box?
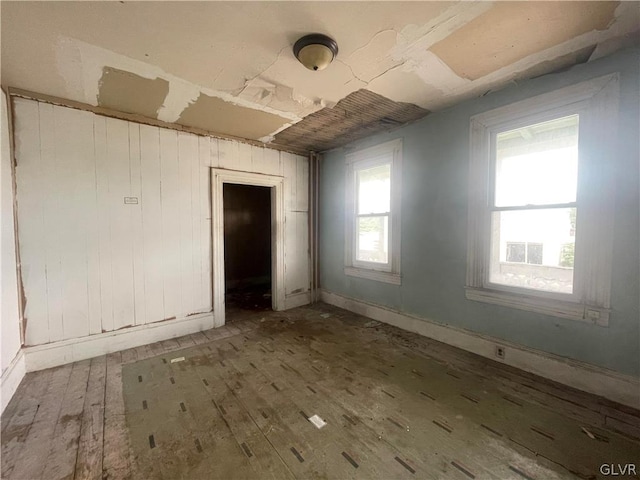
[177,93,290,141]
[429,1,619,81]
[1,1,638,147]
[518,45,598,82]
[98,67,169,118]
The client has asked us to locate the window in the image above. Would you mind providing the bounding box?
[345,139,402,284]
[490,114,577,293]
[466,74,619,325]
[505,242,543,265]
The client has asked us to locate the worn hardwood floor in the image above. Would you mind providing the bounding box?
[2,303,639,479]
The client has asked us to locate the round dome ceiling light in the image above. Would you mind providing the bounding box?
[293,34,339,71]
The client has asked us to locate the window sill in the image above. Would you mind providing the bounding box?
[344,267,401,285]
[464,287,609,326]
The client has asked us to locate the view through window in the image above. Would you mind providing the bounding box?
[489,114,579,294]
[355,163,390,264]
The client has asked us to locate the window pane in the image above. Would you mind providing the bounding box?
[489,208,576,294]
[495,115,579,207]
[506,242,525,263]
[527,243,543,265]
[357,163,390,214]
[356,216,389,264]
[559,243,575,268]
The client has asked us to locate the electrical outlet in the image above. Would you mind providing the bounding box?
[495,345,506,359]
[124,197,139,205]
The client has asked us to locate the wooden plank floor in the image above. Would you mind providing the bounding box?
[2,303,639,479]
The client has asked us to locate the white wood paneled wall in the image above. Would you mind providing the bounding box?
[283,151,310,297]
[13,98,309,347]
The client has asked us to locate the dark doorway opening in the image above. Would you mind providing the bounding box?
[223,183,272,322]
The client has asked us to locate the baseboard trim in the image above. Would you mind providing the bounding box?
[1,349,26,414]
[23,312,215,372]
[284,291,311,310]
[321,289,640,409]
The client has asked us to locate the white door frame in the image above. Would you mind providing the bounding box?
[211,168,285,327]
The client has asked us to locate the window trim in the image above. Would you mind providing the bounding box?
[466,74,619,326]
[345,139,402,284]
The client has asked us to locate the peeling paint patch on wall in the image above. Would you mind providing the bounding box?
[97,67,169,118]
[177,93,290,141]
[429,1,619,80]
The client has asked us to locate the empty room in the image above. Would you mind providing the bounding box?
[1,1,639,479]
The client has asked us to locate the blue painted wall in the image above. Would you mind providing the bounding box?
[319,47,640,377]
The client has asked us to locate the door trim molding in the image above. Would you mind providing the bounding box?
[211,169,285,326]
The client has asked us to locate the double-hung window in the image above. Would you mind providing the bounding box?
[489,114,579,294]
[345,139,402,284]
[466,74,619,325]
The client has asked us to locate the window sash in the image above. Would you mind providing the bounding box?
[354,213,391,270]
[488,123,580,210]
[485,202,580,302]
[486,208,579,297]
[355,162,391,215]
[490,114,579,208]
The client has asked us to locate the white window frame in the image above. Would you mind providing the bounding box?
[345,139,402,285]
[466,74,619,326]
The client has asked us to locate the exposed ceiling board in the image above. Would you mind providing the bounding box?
[2,1,638,150]
[98,67,169,119]
[273,89,429,152]
[429,1,620,81]
[177,93,290,141]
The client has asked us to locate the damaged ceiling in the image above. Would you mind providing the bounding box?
[274,89,428,152]
[2,1,638,152]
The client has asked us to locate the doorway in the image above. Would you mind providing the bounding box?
[211,168,285,328]
[223,183,272,321]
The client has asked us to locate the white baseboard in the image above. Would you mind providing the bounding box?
[23,312,215,372]
[321,290,640,409]
[284,291,311,310]
[1,349,26,414]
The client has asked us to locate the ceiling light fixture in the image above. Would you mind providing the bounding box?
[293,34,338,71]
